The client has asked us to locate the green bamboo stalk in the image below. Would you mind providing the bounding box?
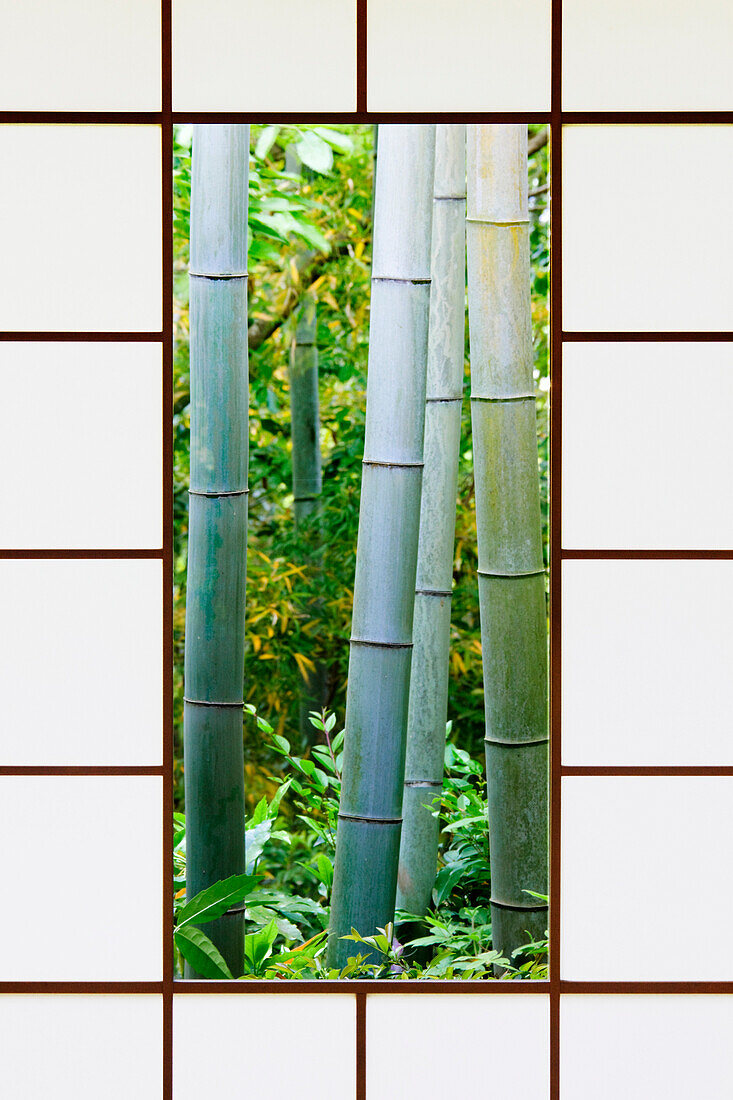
[290,293,321,524]
[290,291,327,737]
[183,124,250,977]
[397,124,466,917]
[327,124,436,969]
[466,124,548,961]
[287,142,326,740]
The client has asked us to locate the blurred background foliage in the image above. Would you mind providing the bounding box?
[173,123,549,814]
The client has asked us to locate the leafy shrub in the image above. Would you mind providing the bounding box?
[173,711,547,980]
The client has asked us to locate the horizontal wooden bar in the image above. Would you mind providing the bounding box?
[0,112,162,124]
[0,548,164,559]
[563,331,733,342]
[174,979,549,993]
[562,112,733,125]
[173,112,552,125]
[561,549,733,560]
[562,766,733,777]
[0,766,164,776]
[0,332,164,342]
[0,982,164,994]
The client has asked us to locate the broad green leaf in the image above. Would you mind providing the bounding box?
[174,924,234,979]
[250,796,269,827]
[292,221,331,253]
[244,818,273,874]
[177,873,258,928]
[267,777,292,817]
[245,919,279,971]
[295,132,333,174]
[313,126,353,153]
[314,853,334,891]
[255,125,280,160]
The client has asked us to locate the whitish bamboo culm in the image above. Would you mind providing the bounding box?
[183,124,250,977]
[328,125,436,968]
[397,124,466,917]
[466,124,548,961]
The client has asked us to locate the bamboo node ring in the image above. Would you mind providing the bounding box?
[484,736,549,748]
[490,898,548,912]
[188,488,250,497]
[338,812,403,825]
[371,275,431,285]
[465,217,530,226]
[349,638,413,649]
[184,697,244,708]
[361,459,424,469]
[415,588,452,598]
[477,568,546,579]
[188,271,249,279]
[470,394,536,403]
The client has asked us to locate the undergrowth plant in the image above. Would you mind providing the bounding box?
[173,709,548,980]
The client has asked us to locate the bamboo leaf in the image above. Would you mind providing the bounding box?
[255,125,280,160]
[244,819,273,873]
[295,132,333,174]
[174,924,234,980]
[312,126,353,152]
[177,873,258,928]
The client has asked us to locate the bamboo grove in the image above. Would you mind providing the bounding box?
[180,123,549,978]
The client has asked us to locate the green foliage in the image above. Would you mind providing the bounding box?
[172,125,551,975]
[173,710,547,980]
[173,123,549,803]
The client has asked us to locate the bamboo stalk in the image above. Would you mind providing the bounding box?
[290,292,322,524]
[290,290,327,737]
[466,125,548,961]
[287,142,326,741]
[397,124,466,917]
[327,125,436,969]
[183,124,250,977]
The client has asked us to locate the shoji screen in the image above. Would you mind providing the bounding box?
[2,3,731,1098]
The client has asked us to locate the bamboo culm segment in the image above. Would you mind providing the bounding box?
[183,124,250,977]
[328,125,436,969]
[289,294,321,523]
[398,124,466,917]
[288,145,325,735]
[466,125,548,960]
[290,294,327,736]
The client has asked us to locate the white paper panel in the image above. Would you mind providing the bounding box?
[562,995,733,1099]
[0,126,162,332]
[0,995,162,1100]
[562,342,733,549]
[562,777,733,980]
[563,127,733,332]
[173,995,356,1099]
[367,994,550,1098]
[563,560,733,765]
[0,777,162,980]
[173,0,356,111]
[0,560,162,765]
[0,343,162,548]
[368,0,550,111]
[0,0,161,110]
[563,1,733,110]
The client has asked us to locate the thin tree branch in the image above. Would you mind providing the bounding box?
[528,128,548,157]
[248,240,351,350]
